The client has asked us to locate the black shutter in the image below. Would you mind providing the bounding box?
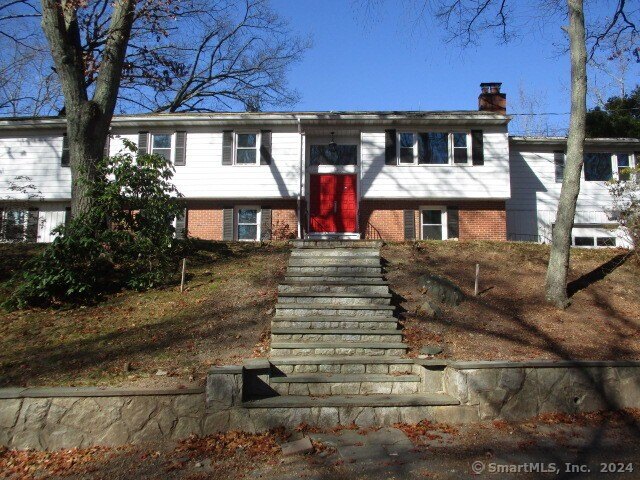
[61,134,70,167]
[222,207,234,240]
[174,131,187,166]
[635,152,640,184]
[403,209,416,241]
[447,206,459,239]
[103,135,110,158]
[138,131,149,154]
[175,208,187,239]
[26,208,39,242]
[64,207,72,228]
[260,130,272,165]
[554,151,565,183]
[385,129,397,165]
[471,130,484,166]
[260,207,272,240]
[0,207,3,239]
[222,131,233,165]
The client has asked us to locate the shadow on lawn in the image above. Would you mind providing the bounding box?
[383,242,640,479]
[567,252,631,298]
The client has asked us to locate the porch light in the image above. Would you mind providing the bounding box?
[328,131,338,156]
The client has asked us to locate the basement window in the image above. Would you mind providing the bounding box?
[420,207,446,240]
[237,207,260,241]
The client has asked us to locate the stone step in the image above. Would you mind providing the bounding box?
[270,341,407,356]
[289,257,380,267]
[269,373,421,396]
[278,283,389,295]
[275,303,395,317]
[287,265,382,275]
[290,248,380,258]
[270,356,414,375]
[272,316,399,330]
[292,240,383,249]
[284,273,385,283]
[271,328,402,343]
[277,292,392,306]
[242,393,459,408]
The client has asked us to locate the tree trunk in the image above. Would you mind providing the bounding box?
[40,0,135,217]
[544,0,587,308]
[66,102,108,215]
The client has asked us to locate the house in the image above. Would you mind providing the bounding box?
[0,83,637,247]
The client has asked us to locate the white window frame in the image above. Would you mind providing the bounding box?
[396,131,471,166]
[236,206,261,241]
[613,152,635,181]
[150,132,174,163]
[234,131,261,166]
[419,206,447,240]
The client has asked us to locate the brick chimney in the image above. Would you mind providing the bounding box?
[478,82,506,114]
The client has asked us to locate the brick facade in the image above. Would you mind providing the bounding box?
[360,200,506,242]
[186,200,297,241]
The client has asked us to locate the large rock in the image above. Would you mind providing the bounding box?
[418,274,464,306]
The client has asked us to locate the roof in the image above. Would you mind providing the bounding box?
[510,136,640,148]
[0,110,510,131]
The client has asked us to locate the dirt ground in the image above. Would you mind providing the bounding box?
[0,242,289,388]
[384,241,640,361]
[2,410,639,480]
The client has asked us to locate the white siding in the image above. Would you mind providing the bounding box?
[360,127,511,199]
[506,147,635,248]
[0,134,71,200]
[114,129,302,199]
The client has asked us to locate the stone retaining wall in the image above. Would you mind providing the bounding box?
[2,361,639,450]
[0,387,210,450]
[441,361,640,421]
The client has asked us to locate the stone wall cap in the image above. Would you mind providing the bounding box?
[0,386,204,399]
[243,359,271,370]
[449,360,640,369]
[414,359,449,367]
[208,365,244,374]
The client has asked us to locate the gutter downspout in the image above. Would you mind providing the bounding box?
[297,116,303,239]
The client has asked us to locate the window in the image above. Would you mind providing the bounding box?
[616,153,630,181]
[452,132,469,164]
[584,152,613,181]
[237,207,260,241]
[399,133,415,164]
[574,236,595,247]
[2,210,26,241]
[597,237,616,247]
[235,133,258,164]
[554,151,565,183]
[151,134,172,161]
[420,208,446,240]
[310,144,357,166]
[398,132,469,165]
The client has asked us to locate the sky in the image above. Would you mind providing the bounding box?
[270,0,639,135]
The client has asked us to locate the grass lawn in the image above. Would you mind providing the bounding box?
[1,240,638,388]
[385,241,640,361]
[0,241,289,388]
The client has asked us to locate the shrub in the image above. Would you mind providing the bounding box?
[4,142,185,309]
[608,166,640,257]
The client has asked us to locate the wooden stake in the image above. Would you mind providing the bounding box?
[474,263,480,296]
[180,258,186,292]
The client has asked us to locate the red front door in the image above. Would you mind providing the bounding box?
[310,174,357,233]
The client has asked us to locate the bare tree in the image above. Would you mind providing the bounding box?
[544,0,587,308]
[39,0,138,216]
[0,1,308,214]
[362,0,637,307]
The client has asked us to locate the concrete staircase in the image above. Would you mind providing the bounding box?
[240,240,459,416]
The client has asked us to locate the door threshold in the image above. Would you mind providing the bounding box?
[306,233,361,240]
